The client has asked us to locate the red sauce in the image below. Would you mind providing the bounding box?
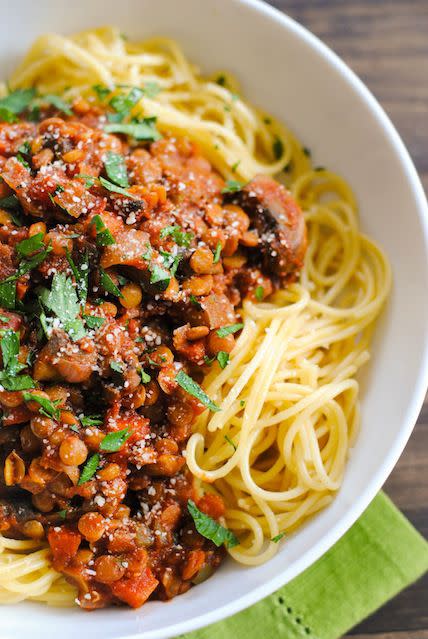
[0,96,305,608]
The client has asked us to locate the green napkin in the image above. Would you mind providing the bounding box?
[182,492,428,639]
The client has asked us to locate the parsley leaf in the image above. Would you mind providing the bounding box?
[104,117,161,141]
[255,286,264,301]
[41,94,72,115]
[149,263,171,289]
[57,509,68,520]
[78,453,100,484]
[92,85,111,101]
[90,214,116,246]
[0,88,36,121]
[187,500,238,548]
[65,249,89,303]
[43,273,80,324]
[16,233,45,257]
[99,268,123,298]
[0,330,35,391]
[104,151,129,188]
[271,532,286,543]
[110,360,124,373]
[176,370,220,412]
[217,351,229,369]
[216,323,243,338]
[22,392,61,420]
[80,415,103,427]
[160,225,193,248]
[99,176,134,198]
[109,87,144,121]
[0,281,16,310]
[140,368,151,384]
[83,315,105,330]
[213,241,222,263]
[99,427,131,452]
[221,179,243,194]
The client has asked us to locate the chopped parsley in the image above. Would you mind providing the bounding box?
[100,428,131,452]
[271,532,286,543]
[104,117,161,142]
[80,415,103,427]
[39,272,85,341]
[99,268,123,298]
[160,225,193,247]
[78,453,100,485]
[187,500,238,548]
[104,151,129,188]
[213,241,222,263]
[110,360,124,374]
[140,369,151,384]
[176,370,220,412]
[83,314,105,330]
[16,233,45,258]
[90,214,116,246]
[216,323,243,338]
[65,249,89,303]
[22,392,61,420]
[0,330,35,391]
[255,286,264,301]
[217,351,229,369]
[221,179,243,194]
[0,88,36,122]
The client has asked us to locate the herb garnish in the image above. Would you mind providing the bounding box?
[110,360,124,373]
[140,368,151,384]
[22,392,61,420]
[0,330,35,391]
[78,453,100,485]
[175,370,220,412]
[104,117,161,142]
[90,214,116,246]
[213,241,222,263]
[104,151,129,188]
[221,179,243,194]
[217,351,229,369]
[83,315,105,330]
[187,500,238,548]
[255,286,264,301]
[271,532,286,543]
[160,225,193,247]
[65,249,89,303]
[80,415,103,427]
[100,428,131,452]
[216,323,243,338]
[99,268,123,298]
[40,273,85,341]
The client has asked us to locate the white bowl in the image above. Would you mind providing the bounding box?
[2,1,428,637]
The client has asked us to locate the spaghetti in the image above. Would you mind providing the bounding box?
[0,26,390,604]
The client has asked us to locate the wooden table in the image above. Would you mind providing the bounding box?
[266,2,428,638]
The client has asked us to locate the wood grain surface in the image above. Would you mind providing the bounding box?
[265,1,428,637]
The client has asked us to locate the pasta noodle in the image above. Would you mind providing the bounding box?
[0,26,390,601]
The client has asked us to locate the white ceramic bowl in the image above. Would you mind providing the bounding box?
[2,1,428,637]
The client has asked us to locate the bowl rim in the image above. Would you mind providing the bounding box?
[140,1,428,636]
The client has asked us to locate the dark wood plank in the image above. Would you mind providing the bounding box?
[266,1,428,637]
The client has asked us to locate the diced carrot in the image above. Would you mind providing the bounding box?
[182,549,206,581]
[47,527,82,566]
[197,494,225,519]
[111,568,159,608]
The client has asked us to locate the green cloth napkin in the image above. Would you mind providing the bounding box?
[182,492,428,639]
